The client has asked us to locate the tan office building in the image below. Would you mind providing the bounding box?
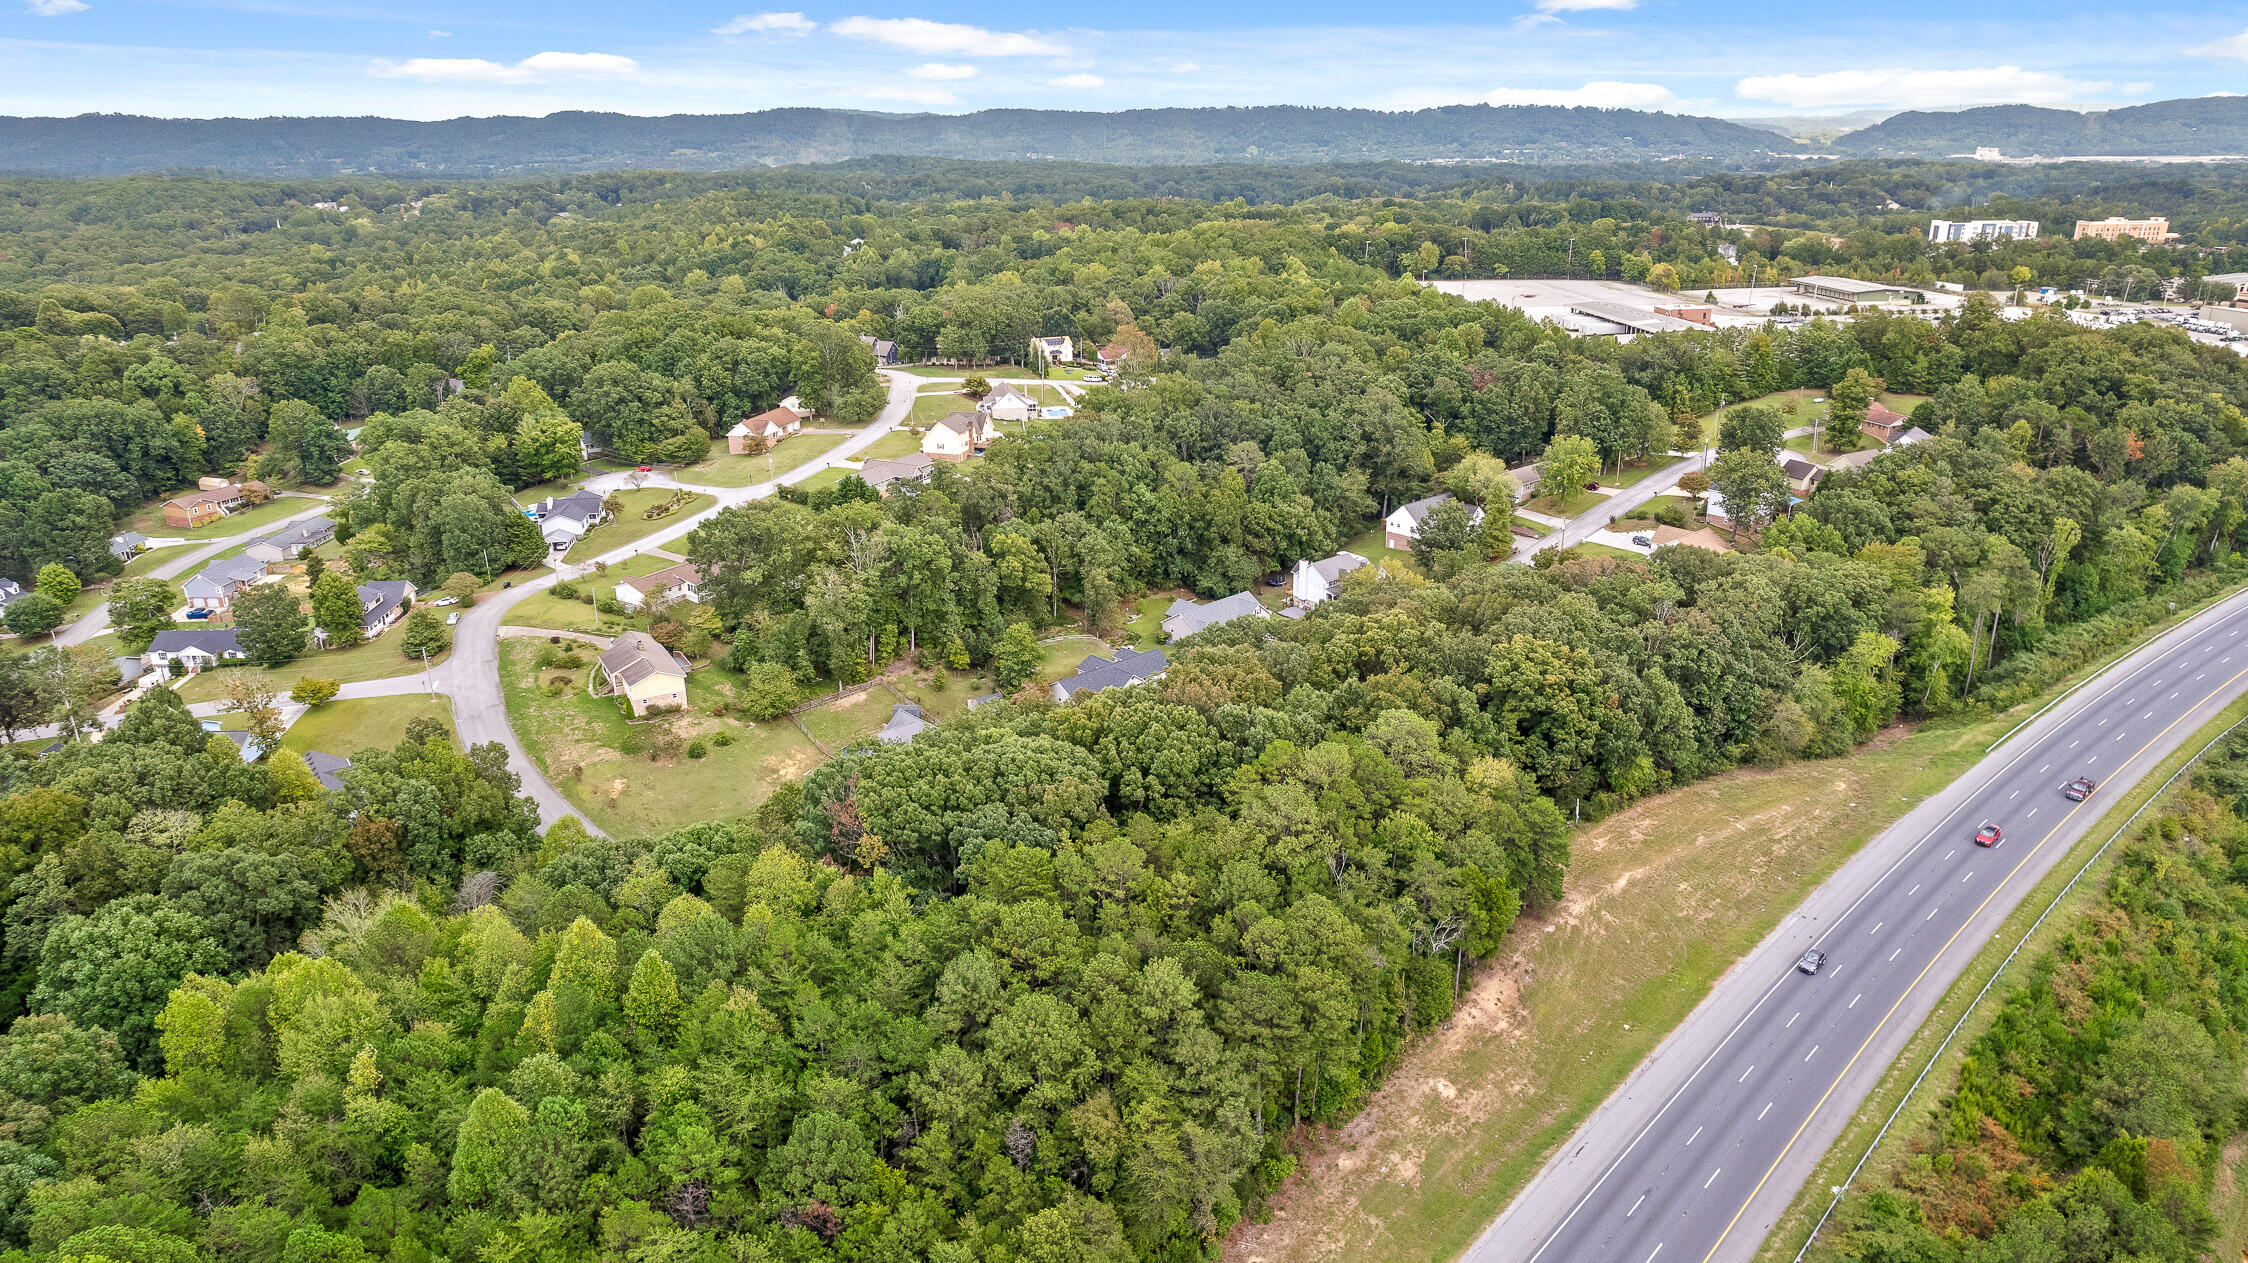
[2073,217,2174,243]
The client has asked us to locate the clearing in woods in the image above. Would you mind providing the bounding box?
[1225,712,2012,1263]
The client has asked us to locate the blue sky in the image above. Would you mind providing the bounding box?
[2,0,2246,120]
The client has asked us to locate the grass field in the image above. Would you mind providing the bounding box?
[1702,388,1931,444]
[1125,594,1177,649]
[857,430,924,460]
[501,554,671,634]
[498,639,877,836]
[120,494,326,541]
[563,489,713,562]
[1509,515,1554,538]
[1753,689,2248,1263]
[1037,635,1117,684]
[173,635,446,702]
[1561,540,1642,561]
[1607,494,1697,531]
[280,693,454,758]
[790,467,853,494]
[909,393,976,426]
[682,432,853,487]
[1342,528,1417,570]
[1595,459,1673,490]
[1232,713,2029,1263]
[1523,487,1605,518]
[48,542,195,630]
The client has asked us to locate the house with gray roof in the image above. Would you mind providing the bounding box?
[1160,591,1269,641]
[243,517,335,569]
[359,580,416,638]
[858,453,936,496]
[144,628,246,673]
[304,751,353,792]
[1291,551,1370,608]
[1383,492,1484,551]
[1051,646,1167,703]
[592,630,693,717]
[528,490,609,552]
[182,556,269,613]
[877,702,928,744]
[0,578,22,609]
[109,531,149,561]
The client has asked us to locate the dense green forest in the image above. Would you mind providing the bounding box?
[1834,96,2248,158]
[0,105,1791,176]
[1,166,2248,1261]
[1815,730,2248,1263]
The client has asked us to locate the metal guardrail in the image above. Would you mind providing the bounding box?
[1788,711,2248,1262]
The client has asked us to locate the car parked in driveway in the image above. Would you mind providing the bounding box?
[1974,821,2003,847]
[1630,534,1652,547]
[1797,949,1827,975]
[2063,775,2096,801]
[446,612,460,626]
[432,596,458,607]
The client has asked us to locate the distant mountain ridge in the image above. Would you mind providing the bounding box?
[0,105,1795,175]
[1832,96,2248,157]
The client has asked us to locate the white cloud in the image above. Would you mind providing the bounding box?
[426,29,450,38]
[830,16,1067,57]
[372,51,640,84]
[714,11,816,36]
[2188,28,2248,61]
[22,0,88,15]
[1735,65,2106,110]
[859,84,960,105]
[1050,73,1105,88]
[1170,61,1200,74]
[1516,0,1633,27]
[1481,80,1675,109]
[907,62,976,80]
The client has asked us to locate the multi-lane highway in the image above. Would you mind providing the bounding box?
[1477,583,2248,1263]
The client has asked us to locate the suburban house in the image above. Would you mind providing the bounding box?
[183,556,269,613]
[1827,448,1882,473]
[1032,334,1074,365]
[1292,551,1371,607]
[1161,591,1269,641]
[1096,343,1130,367]
[727,405,803,454]
[202,719,272,763]
[0,578,22,610]
[1052,646,1167,703]
[109,531,149,561]
[592,630,693,717]
[981,384,1036,423]
[923,412,995,461]
[144,628,247,674]
[527,490,609,552]
[358,579,416,639]
[161,480,269,529]
[858,334,900,365]
[1384,492,1485,551]
[1779,456,1825,497]
[614,562,706,612]
[242,517,336,570]
[1893,426,1933,448]
[877,702,928,744]
[304,751,353,792]
[857,453,937,496]
[1859,405,1913,444]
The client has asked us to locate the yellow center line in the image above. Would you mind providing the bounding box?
[1698,659,2248,1263]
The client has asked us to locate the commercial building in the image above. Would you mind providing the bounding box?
[1790,275,1922,305]
[1926,219,2039,244]
[2073,217,2173,243]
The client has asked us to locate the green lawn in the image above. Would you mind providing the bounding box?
[51,542,195,627]
[281,694,454,758]
[121,494,327,541]
[858,430,924,460]
[791,467,853,494]
[173,635,449,702]
[1343,527,1417,569]
[1607,495,1698,531]
[681,432,853,487]
[1523,487,1605,518]
[500,556,671,635]
[1562,541,1643,561]
[1701,388,1931,444]
[563,489,714,562]
[909,392,975,426]
[498,640,837,837]
[1594,459,1673,490]
[1510,514,1555,538]
[1125,595,1174,649]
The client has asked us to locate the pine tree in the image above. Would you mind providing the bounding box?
[623,949,683,1049]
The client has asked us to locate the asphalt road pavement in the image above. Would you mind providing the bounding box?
[1476,583,2248,1263]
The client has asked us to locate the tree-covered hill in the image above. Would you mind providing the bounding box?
[1833,95,2248,158]
[0,104,1793,176]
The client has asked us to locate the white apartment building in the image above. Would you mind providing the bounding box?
[1927,219,2040,244]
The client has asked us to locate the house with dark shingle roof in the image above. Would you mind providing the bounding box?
[1160,591,1269,641]
[528,490,609,552]
[182,556,269,613]
[1051,646,1167,703]
[877,702,928,744]
[144,628,247,673]
[858,453,936,496]
[304,751,353,792]
[1291,551,1370,607]
[243,517,335,569]
[592,630,693,717]
[1384,492,1484,551]
[358,580,416,638]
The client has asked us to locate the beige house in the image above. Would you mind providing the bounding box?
[614,562,706,612]
[1032,335,1074,365]
[2074,217,2174,243]
[982,384,1036,423]
[592,630,693,717]
[728,406,803,454]
[922,412,993,461]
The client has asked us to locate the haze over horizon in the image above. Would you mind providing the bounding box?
[3,0,2248,124]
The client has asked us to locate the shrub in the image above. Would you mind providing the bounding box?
[686,740,708,759]
[597,598,626,616]
[928,670,949,693]
[553,581,577,600]
[710,731,734,747]
[289,677,341,706]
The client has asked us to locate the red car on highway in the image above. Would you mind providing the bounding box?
[1974,822,2003,848]
[2063,776,2096,801]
